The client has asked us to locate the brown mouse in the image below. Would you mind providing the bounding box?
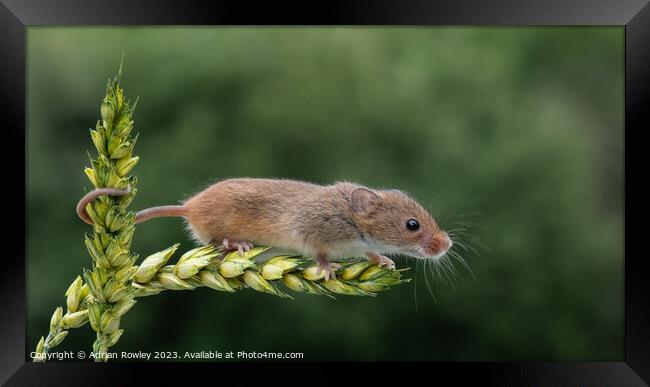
[76,178,452,280]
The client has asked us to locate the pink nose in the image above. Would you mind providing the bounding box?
[438,233,452,252]
[430,232,452,254]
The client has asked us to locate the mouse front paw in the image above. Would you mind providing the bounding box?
[316,256,342,281]
[366,252,395,270]
[222,239,254,256]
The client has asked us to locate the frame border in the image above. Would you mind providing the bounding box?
[2,0,648,385]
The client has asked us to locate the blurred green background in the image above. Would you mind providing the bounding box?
[26,27,623,361]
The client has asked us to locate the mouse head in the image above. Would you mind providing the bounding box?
[350,187,452,259]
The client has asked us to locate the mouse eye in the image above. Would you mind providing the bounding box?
[406,219,420,231]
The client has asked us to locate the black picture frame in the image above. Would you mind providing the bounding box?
[2,1,648,385]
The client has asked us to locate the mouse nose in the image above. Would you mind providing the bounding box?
[429,232,452,255]
[438,232,452,252]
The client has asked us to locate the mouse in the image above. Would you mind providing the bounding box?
[76,178,453,280]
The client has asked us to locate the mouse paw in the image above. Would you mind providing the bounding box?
[222,239,254,256]
[366,252,395,270]
[316,257,342,281]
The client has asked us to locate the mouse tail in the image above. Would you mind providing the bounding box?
[76,186,187,225]
[135,205,187,224]
[76,187,132,225]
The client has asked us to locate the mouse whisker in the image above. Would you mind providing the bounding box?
[430,257,449,286]
[413,260,420,311]
[439,254,460,287]
[447,219,472,226]
[421,258,437,302]
[450,239,471,254]
[449,229,486,259]
[464,234,492,254]
[459,239,482,257]
[446,210,482,218]
[449,249,476,279]
[428,259,443,296]
[445,254,464,282]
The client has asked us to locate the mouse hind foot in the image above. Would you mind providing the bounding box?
[221,239,254,256]
[316,254,342,281]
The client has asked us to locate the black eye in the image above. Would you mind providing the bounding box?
[406,219,420,231]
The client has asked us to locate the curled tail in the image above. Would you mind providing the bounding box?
[76,187,187,225]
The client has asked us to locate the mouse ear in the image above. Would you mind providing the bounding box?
[350,187,381,214]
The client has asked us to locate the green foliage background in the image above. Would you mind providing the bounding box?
[27,27,623,361]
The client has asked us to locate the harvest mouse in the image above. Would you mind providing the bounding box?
[76,178,453,280]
